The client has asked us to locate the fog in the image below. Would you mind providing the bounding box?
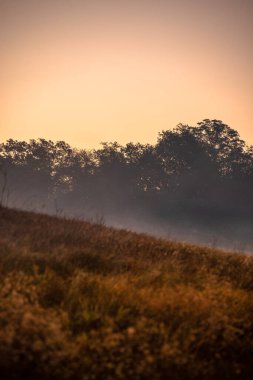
[1,119,253,254]
[3,193,253,254]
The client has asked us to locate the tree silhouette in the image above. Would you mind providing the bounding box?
[1,119,253,246]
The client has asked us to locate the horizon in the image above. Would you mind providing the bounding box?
[1,119,253,150]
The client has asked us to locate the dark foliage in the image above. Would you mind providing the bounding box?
[1,119,253,248]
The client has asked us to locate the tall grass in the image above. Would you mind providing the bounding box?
[0,206,252,379]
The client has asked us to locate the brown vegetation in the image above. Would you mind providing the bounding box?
[0,206,253,379]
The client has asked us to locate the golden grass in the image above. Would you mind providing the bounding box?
[0,206,252,379]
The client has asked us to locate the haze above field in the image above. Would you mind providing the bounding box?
[1,120,253,253]
[1,0,253,148]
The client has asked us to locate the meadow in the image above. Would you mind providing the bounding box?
[0,206,252,380]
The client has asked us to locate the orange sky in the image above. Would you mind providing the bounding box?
[1,0,253,148]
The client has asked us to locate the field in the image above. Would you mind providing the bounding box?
[0,206,253,380]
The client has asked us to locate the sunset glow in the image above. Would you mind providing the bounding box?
[1,0,253,148]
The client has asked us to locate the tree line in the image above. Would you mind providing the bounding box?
[1,119,253,237]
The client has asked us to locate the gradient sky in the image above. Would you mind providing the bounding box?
[1,0,253,148]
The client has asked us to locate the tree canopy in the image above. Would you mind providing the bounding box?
[1,119,253,246]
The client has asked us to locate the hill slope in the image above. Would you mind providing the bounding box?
[0,206,253,380]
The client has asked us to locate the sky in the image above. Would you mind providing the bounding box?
[1,0,253,148]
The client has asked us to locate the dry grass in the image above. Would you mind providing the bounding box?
[0,206,253,380]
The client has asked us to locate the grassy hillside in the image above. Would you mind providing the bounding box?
[0,206,253,380]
